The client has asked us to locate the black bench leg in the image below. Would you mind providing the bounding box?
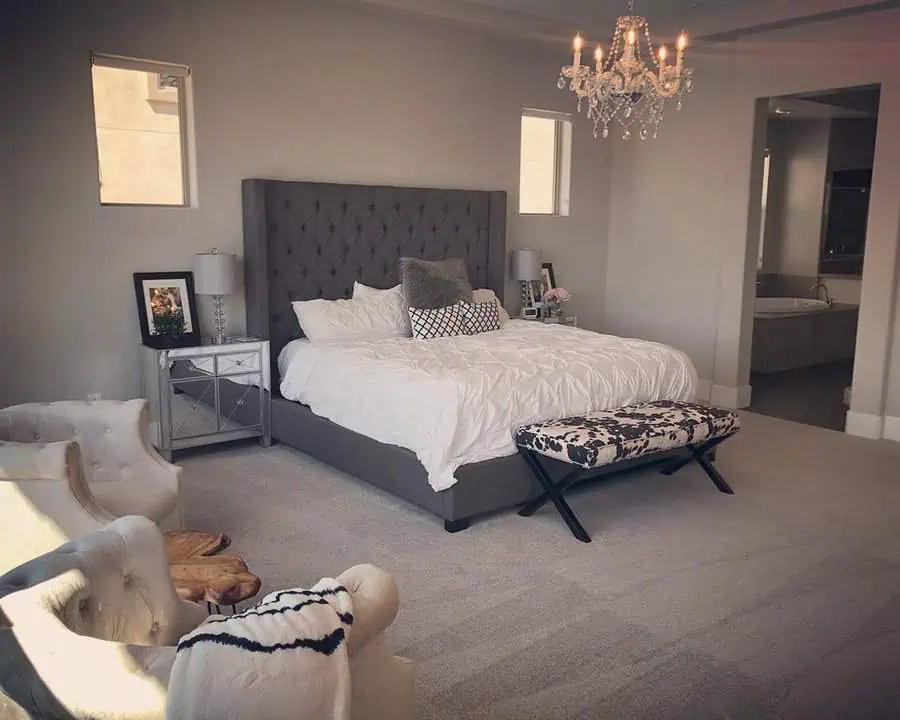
[518,450,592,543]
[519,465,585,517]
[660,435,735,495]
[444,518,470,533]
[697,453,734,494]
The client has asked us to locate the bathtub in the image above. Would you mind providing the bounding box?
[752,301,859,373]
[754,297,830,317]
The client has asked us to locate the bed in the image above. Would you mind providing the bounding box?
[238,178,698,532]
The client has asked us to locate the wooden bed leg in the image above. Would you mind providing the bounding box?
[444,518,470,534]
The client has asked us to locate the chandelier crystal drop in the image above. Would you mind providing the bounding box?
[558,0,694,140]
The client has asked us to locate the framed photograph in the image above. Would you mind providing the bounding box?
[133,271,201,349]
[540,262,557,299]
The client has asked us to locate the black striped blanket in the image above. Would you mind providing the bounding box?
[166,578,354,720]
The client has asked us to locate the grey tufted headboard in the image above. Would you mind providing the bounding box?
[242,179,507,386]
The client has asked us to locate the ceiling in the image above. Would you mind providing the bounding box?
[768,86,881,119]
[451,0,767,36]
[363,0,900,45]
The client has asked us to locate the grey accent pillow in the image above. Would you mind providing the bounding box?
[398,257,474,310]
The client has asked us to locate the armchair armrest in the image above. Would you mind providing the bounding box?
[0,400,183,528]
[0,441,113,572]
[336,564,400,657]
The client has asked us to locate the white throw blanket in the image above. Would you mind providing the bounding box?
[166,578,354,720]
[279,320,698,491]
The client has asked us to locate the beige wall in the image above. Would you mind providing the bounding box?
[607,10,900,434]
[0,0,609,405]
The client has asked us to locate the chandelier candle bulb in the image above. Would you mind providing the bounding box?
[658,45,667,65]
[595,46,603,70]
[573,33,583,67]
[627,28,636,45]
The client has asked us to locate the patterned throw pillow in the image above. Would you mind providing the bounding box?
[463,301,501,335]
[408,303,467,339]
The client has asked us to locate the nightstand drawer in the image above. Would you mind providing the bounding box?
[215,351,263,378]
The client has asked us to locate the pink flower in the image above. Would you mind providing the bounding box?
[543,287,572,303]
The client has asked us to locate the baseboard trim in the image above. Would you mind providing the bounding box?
[709,384,752,409]
[845,411,883,439]
[696,379,713,403]
[882,416,900,442]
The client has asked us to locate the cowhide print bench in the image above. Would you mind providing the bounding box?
[515,400,741,543]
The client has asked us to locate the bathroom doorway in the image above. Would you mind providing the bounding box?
[748,85,880,431]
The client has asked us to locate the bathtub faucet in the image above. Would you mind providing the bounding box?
[811,282,833,307]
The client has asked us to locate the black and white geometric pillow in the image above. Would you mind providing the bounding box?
[463,301,501,335]
[408,302,467,339]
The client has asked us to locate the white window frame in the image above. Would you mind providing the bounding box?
[519,108,572,217]
[90,52,196,207]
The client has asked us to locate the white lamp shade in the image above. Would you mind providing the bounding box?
[510,249,542,281]
[193,251,236,295]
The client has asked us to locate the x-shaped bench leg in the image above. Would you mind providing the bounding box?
[659,433,736,494]
[518,449,592,543]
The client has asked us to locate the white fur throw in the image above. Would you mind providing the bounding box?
[166,578,354,720]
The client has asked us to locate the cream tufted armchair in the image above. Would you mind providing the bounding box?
[0,400,183,531]
[0,517,415,720]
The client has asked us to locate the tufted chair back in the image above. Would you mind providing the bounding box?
[0,516,206,719]
[0,400,182,528]
[0,400,150,497]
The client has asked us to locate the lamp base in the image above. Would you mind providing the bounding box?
[211,295,227,345]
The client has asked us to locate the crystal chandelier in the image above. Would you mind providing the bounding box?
[557,0,694,140]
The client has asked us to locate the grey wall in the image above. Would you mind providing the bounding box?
[605,10,900,433]
[765,119,830,280]
[0,0,610,405]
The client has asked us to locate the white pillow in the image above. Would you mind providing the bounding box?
[292,292,409,342]
[352,281,401,299]
[472,288,510,324]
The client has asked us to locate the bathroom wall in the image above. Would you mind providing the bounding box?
[758,116,877,306]
[761,118,831,282]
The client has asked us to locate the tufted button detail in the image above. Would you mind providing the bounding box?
[150,620,160,635]
[78,598,90,614]
[104,425,112,434]
[92,462,100,470]
[123,573,132,587]
[33,433,40,441]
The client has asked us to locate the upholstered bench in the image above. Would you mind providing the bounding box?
[515,401,741,543]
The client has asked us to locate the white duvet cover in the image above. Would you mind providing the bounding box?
[279,320,697,491]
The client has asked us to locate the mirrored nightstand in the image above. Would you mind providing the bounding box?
[139,338,272,460]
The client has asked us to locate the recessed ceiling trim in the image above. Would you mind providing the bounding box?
[698,0,900,42]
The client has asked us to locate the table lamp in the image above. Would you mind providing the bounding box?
[510,249,542,317]
[193,249,237,344]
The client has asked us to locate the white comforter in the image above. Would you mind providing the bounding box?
[279,320,697,491]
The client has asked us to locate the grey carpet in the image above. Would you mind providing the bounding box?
[180,412,900,719]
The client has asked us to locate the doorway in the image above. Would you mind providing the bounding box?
[747,85,880,431]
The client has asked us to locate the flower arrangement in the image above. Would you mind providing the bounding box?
[542,287,572,318]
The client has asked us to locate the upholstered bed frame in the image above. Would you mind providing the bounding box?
[237,179,658,533]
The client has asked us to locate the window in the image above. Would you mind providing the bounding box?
[757,148,772,270]
[519,109,572,216]
[90,53,192,206]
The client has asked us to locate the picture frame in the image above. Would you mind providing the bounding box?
[133,271,201,349]
[540,262,557,300]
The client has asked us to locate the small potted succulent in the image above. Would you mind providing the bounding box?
[542,287,572,320]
